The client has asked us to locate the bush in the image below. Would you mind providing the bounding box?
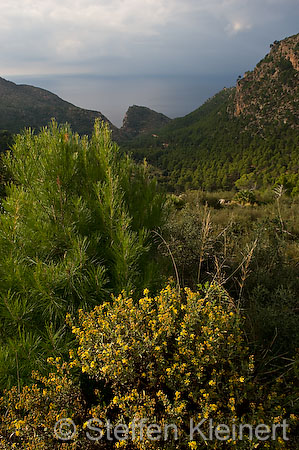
[0,284,297,449]
[160,194,299,360]
[233,190,256,206]
[0,120,165,388]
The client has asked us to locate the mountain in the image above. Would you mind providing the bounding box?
[0,77,116,136]
[0,77,169,141]
[233,33,298,131]
[0,33,298,194]
[122,33,299,194]
[118,105,171,140]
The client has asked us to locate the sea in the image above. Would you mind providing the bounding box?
[8,73,236,128]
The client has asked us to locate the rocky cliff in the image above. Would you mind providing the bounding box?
[233,33,299,131]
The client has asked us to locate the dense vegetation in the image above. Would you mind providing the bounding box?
[120,89,299,194]
[0,121,165,389]
[0,77,114,136]
[118,105,171,140]
[0,130,14,199]
[0,122,297,449]
[0,33,298,450]
[163,190,299,356]
[119,34,299,194]
[1,285,297,449]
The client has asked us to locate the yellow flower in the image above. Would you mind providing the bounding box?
[175,391,181,400]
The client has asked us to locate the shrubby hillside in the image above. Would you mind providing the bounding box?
[0,33,298,450]
[122,34,299,194]
[0,122,297,449]
[0,77,116,136]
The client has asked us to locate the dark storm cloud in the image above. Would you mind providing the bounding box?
[0,0,298,77]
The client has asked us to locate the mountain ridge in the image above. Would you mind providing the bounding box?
[0,77,171,139]
[0,76,116,136]
[0,32,298,193]
[121,33,299,193]
[232,33,298,131]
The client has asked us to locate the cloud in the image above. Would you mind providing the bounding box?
[225,20,252,35]
[0,0,298,76]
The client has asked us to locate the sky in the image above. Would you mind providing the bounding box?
[1,0,298,126]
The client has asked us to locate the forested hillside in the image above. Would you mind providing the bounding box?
[0,77,115,136]
[0,33,298,450]
[0,120,298,449]
[121,33,299,194]
[118,105,171,140]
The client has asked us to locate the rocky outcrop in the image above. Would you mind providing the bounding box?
[233,33,299,131]
[279,37,299,71]
[118,105,171,140]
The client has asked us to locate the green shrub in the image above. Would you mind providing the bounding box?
[1,284,297,449]
[0,120,165,388]
[234,190,256,206]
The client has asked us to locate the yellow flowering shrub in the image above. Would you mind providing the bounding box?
[0,358,94,449]
[67,284,296,449]
[0,284,297,449]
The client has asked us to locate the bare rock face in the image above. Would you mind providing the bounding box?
[279,38,299,71]
[233,33,299,131]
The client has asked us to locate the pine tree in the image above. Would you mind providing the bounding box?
[0,120,165,388]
